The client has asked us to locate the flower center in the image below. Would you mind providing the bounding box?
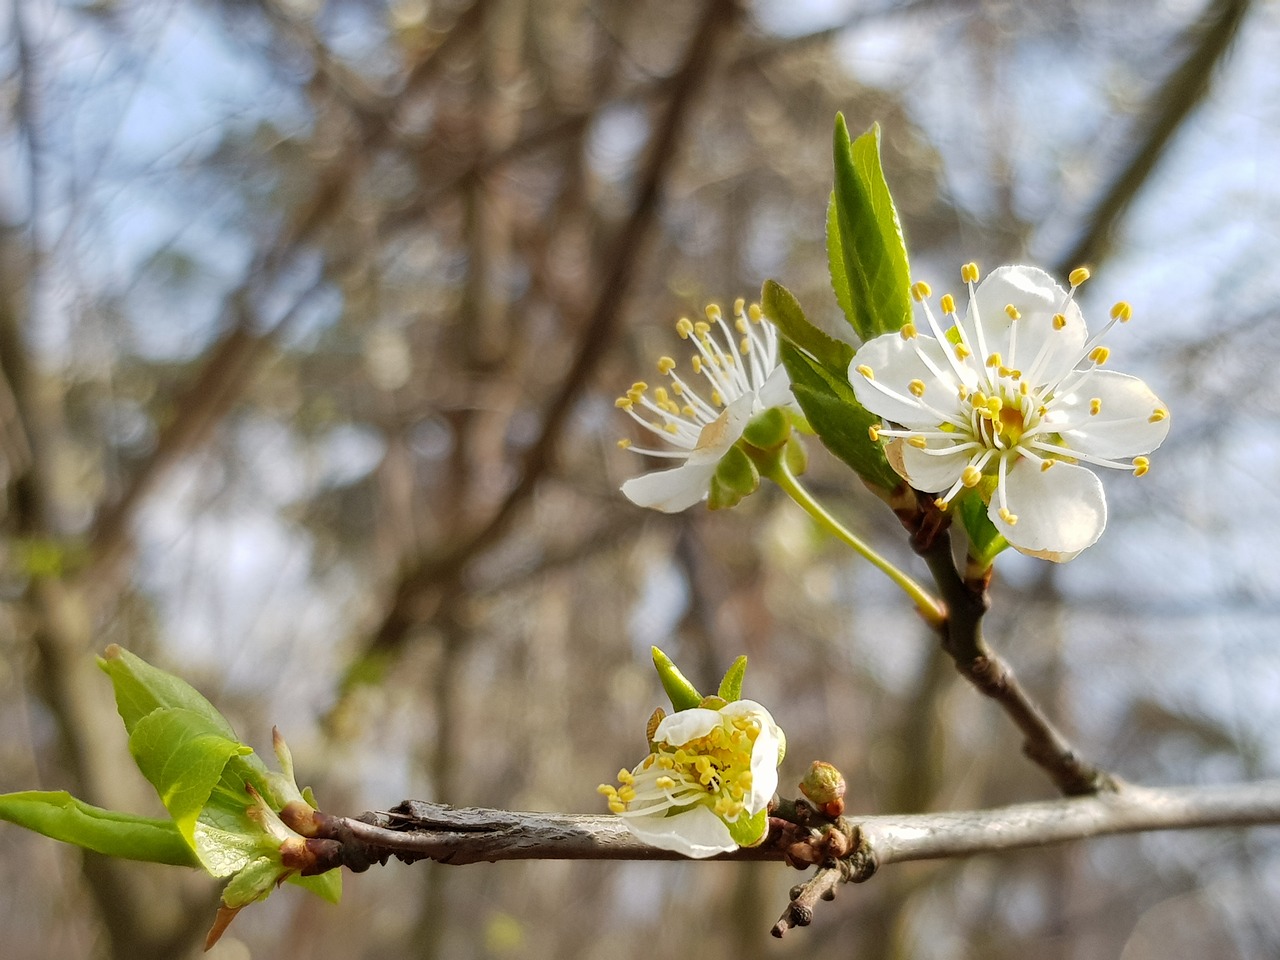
[598,715,761,822]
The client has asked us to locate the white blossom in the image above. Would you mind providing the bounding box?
[598,700,784,858]
[851,264,1170,561]
[617,299,794,512]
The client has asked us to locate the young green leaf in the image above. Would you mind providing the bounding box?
[128,708,254,849]
[716,656,747,702]
[830,115,912,340]
[651,647,703,712]
[0,790,199,867]
[761,279,854,373]
[780,341,899,491]
[99,644,239,741]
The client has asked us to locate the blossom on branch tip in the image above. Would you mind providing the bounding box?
[851,264,1170,561]
[616,298,796,512]
[598,699,785,858]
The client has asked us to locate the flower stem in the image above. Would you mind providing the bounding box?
[763,457,945,626]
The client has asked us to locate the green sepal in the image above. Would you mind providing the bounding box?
[762,279,854,373]
[784,433,808,476]
[221,855,285,909]
[651,647,703,712]
[716,656,747,702]
[779,341,898,490]
[726,807,768,848]
[742,407,790,450]
[0,791,199,867]
[954,490,1009,569]
[829,116,912,339]
[707,445,759,510]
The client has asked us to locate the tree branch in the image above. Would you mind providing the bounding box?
[301,779,1280,937]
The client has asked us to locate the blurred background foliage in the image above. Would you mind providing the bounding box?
[2,0,1279,957]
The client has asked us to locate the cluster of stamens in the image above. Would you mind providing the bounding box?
[615,299,780,456]
[856,264,1166,525]
[598,713,761,823]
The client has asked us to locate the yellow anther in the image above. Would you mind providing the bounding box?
[1110,301,1133,322]
[868,424,881,441]
[691,356,703,374]
[617,438,631,449]
[704,304,722,323]
[955,343,972,360]
[1090,398,1102,416]
[1009,369,1022,379]
[711,390,723,406]
[957,384,970,401]
[900,322,918,340]
[733,297,745,316]
[908,379,926,397]
[961,465,982,487]
[1040,459,1055,472]
[671,381,684,395]
[1149,407,1168,423]
[615,398,633,410]
[986,352,1003,368]
[664,422,678,434]
[681,404,694,417]
[940,293,956,315]
[911,280,932,301]
[961,262,980,284]
[1089,346,1111,365]
[986,396,1003,416]
[856,364,874,380]
[735,316,747,334]
[934,497,950,511]
[655,775,676,790]
[998,507,1018,525]
[1005,304,1021,321]
[618,786,636,803]
[654,386,670,405]
[676,317,694,338]
[657,356,676,375]
[1069,266,1091,287]
[908,435,928,449]
[693,320,711,338]
[1019,381,1029,396]
[1052,313,1067,330]
[618,769,634,784]
[1133,456,1150,477]
[1038,405,1049,416]
[739,337,750,356]
[748,302,763,323]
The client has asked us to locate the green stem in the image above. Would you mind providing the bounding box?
[764,457,945,626]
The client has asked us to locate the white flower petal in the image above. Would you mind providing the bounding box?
[622,804,736,858]
[993,460,1106,561]
[720,700,783,811]
[1051,370,1170,459]
[965,265,1085,384]
[850,333,969,427]
[757,363,798,412]
[621,461,718,512]
[654,707,723,745]
[891,438,970,493]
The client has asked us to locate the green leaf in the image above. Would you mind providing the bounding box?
[651,647,702,712]
[128,707,253,851]
[761,279,853,373]
[726,807,768,848]
[0,791,199,867]
[288,869,342,904]
[99,645,238,741]
[830,116,912,340]
[954,491,1009,569]
[716,656,747,702]
[825,195,856,331]
[780,341,899,490]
